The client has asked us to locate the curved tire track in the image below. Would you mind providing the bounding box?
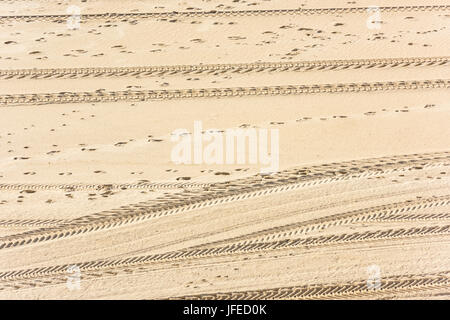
[190,195,450,250]
[0,224,448,289]
[172,271,450,300]
[0,151,448,250]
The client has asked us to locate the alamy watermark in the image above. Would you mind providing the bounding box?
[366,6,382,30]
[171,121,279,174]
[67,5,81,30]
[366,264,381,290]
[66,265,81,291]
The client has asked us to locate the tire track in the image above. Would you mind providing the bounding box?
[1,57,448,80]
[189,195,450,250]
[0,224,448,289]
[1,6,449,22]
[3,178,446,241]
[0,151,448,250]
[0,182,211,192]
[0,219,64,228]
[172,271,450,300]
[110,183,450,258]
[1,79,448,107]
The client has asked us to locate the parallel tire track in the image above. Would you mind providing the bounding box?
[110,182,450,257]
[1,57,448,80]
[0,224,448,288]
[2,180,446,241]
[1,6,449,22]
[1,79,449,106]
[190,195,450,249]
[172,271,450,300]
[0,151,448,250]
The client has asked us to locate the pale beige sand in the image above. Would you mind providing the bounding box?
[1,8,449,68]
[3,0,448,15]
[0,0,449,300]
[0,91,448,184]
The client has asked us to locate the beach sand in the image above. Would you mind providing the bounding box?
[0,0,449,299]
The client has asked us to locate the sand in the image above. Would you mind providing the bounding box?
[0,0,449,300]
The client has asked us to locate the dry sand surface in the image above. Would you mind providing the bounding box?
[0,0,449,300]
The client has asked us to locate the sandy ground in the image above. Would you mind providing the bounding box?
[0,0,449,300]
[1,6,449,68]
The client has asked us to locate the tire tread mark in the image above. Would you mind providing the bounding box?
[1,57,448,80]
[1,5,449,22]
[0,224,448,287]
[172,271,450,300]
[1,79,449,107]
[0,152,448,249]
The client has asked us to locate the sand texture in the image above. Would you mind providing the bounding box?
[0,0,449,300]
